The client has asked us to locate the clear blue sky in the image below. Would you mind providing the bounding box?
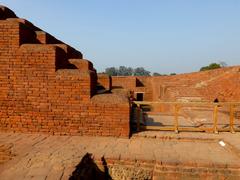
[1,0,240,74]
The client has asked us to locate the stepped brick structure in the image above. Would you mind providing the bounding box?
[0,5,239,137]
[0,6,130,137]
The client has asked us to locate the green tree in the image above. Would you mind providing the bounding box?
[118,66,133,76]
[105,66,151,76]
[105,67,118,76]
[152,72,168,76]
[153,72,162,76]
[200,63,221,71]
[134,67,151,76]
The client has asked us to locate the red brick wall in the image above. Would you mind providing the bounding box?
[0,6,130,137]
[112,76,137,89]
[97,74,112,91]
[111,76,153,101]
[111,67,240,102]
[150,67,240,102]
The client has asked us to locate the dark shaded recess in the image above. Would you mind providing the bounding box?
[19,22,63,45]
[214,98,219,103]
[69,153,112,180]
[19,23,40,44]
[67,47,83,59]
[136,78,144,87]
[0,6,17,20]
[55,47,77,70]
[136,93,144,101]
[112,86,123,89]
[96,83,105,91]
[20,20,42,32]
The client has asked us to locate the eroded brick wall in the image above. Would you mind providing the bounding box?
[111,76,154,101]
[111,67,240,102]
[97,74,112,91]
[0,6,130,137]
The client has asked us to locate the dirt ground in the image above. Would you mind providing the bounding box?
[0,131,240,179]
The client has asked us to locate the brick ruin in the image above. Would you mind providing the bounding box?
[112,66,240,102]
[1,6,240,137]
[0,6,130,137]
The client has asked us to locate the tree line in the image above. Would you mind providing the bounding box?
[103,62,227,76]
[105,66,151,76]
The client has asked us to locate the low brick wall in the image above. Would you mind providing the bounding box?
[94,158,240,179]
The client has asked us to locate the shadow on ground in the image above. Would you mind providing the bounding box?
[69,153,112,180]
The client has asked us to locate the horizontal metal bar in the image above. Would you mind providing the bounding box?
[141,125,240,132]
[134,101,240,133]
[133,101,240,106]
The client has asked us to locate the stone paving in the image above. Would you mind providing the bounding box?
[0,132,240,179]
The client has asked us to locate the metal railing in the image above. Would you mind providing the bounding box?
[133,101,240,133]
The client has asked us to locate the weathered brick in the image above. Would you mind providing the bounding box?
[0,6,130,138]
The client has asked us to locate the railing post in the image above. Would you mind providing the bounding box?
[213,104,218,134]
[136,104,141,132]
[229,104,235,133]
[174,104,179,133]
